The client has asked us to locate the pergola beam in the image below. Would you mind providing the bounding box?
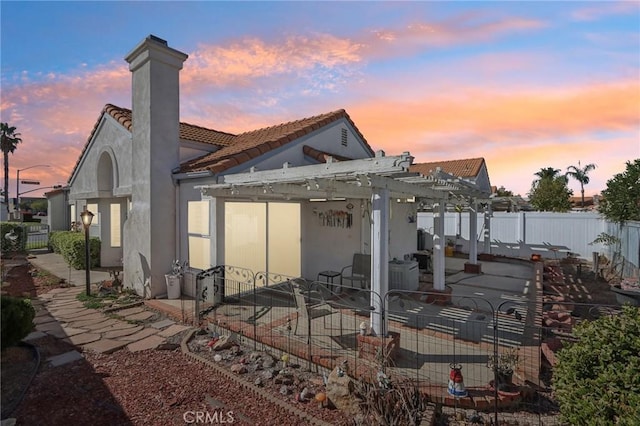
[222,151,413,185]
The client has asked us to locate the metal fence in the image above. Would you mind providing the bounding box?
[1,222,49,252]
[178,264,623,424]
[24,223,49,250]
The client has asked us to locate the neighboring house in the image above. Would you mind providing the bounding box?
[569,195,600,211]
[51,35,492,330]
[409,158,492,194]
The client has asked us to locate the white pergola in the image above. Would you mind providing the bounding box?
[198,151,492,336]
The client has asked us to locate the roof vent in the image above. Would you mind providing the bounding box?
[341,128,348,147]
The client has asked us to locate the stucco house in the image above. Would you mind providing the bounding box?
[49,35,492,334]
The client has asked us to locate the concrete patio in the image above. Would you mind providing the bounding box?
[147,255,542,400]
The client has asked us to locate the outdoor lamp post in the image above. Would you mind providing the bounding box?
[80,209,94,296]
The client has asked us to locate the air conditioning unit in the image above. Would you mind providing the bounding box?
[389,260,419,291]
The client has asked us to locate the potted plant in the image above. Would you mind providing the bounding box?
[165,260,187,299]
[445,239,455,257]
[487,347,520,390]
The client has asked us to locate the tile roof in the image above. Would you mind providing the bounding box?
[409,158,485,179]
[68,104,236,183]
[179,109,372,174]
[102,104,236,146]
[69,105,373,183]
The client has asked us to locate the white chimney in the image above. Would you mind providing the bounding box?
[123,35,188,297]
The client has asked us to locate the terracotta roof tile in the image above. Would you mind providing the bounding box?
[68,104,237,183]
[302,145,352,163]
[179,109,373,174]
[69,104,374,183]
[410,158,485,179]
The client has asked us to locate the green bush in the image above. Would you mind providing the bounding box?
[0,222,27,253]
[48,230,65,253]
[1,296,36,349]
[48,231,100,269]
[554,305,640,425]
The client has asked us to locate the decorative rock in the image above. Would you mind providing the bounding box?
[261,356,275,369]
[249,351,263,362]
[194,337,210,347]
[278,368,293,378]
[213,354,223,362]
[155,343,179,351]
[326,366,361,416]
[211,335,237,351]
[262,370,274,380]
[279,385,291,395]
[230,364,248,374]
[297,387,310,402]
[310,377,325,387]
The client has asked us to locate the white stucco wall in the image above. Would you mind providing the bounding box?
[389,201,419,261]
[299,198,417,282]
[47,191,69,231]
[68,116,132,200]
[301,199,365,280]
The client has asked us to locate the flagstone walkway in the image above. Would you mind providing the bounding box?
[25,286,193,367]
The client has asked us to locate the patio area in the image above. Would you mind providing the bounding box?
[147,254,542,403]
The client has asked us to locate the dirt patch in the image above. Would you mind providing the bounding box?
[1,254,69,298]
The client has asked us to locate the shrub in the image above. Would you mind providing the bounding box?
[1,296,36,349]
[48,231,100,269]
[553,305,640,425]
[48,230,63,253]
[0,222,26,253]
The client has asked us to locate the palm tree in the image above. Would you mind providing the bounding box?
[1,123,22,213]
[534,167,562,181]
[566,161,597,208]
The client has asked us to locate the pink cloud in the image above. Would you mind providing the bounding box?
[182,35,364,94]
[362,14,545,58]
[571,1,640,21]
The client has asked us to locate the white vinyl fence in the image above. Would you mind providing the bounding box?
[417,211,639,277]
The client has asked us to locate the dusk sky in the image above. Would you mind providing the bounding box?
[1,1,639,199]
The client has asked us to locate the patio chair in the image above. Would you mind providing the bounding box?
[341,253,371,290]
[290,278,335,338]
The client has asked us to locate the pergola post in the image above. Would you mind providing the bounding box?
[432,198,446,291]
[370,188,389,336]
[484,204,492,254]
[468,199,478,264]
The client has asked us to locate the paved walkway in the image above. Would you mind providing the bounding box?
[24,252,193,366]
[28,251,112,286]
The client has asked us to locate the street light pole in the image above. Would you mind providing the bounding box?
[16,164,50,212]
[80,209,94,296]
